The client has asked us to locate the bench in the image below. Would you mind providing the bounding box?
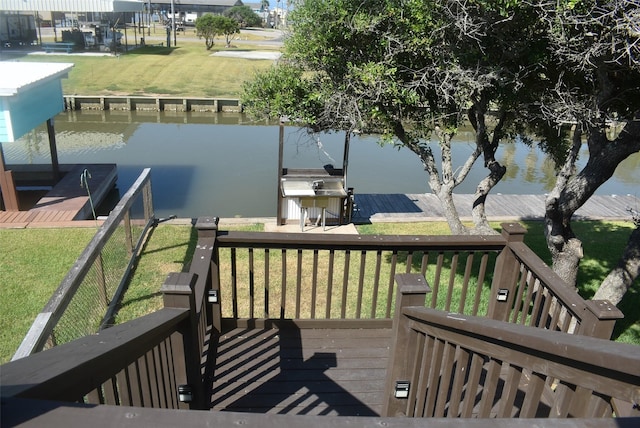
[42,42,75,53]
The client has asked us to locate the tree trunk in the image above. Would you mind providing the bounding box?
[468,104,506,235]
[593,226,640,305]
[471,159,506,235]
[545,122,640,289]
[399,124,470,235]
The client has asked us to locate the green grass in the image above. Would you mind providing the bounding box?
[115,222,264,325]
[0,228,96,363]
[356,220,640,344]
[114,224,197,324]
[15,39,279,98]
[1,220,638,364]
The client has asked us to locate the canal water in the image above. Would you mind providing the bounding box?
[4,110,639,219]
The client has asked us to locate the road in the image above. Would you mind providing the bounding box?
[34,25,284,48]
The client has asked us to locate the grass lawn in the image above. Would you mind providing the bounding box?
[0,228,96,363]
[359,220,640,344]
[14,37,279,98]
[1,220,638,364]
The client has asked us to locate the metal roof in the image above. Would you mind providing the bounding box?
[150,0,243,6]
[0,62,74,97]
[0,0,144,12]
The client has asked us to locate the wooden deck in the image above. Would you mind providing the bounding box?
[352,193,640,222]
[209,327,392,416]
[0,164,116,228]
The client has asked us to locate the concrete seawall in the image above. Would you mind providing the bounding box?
[64,95,242,113]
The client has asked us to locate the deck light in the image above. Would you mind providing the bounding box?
[497,289,509,302]
[208,289,219,304]
[395,381,410,399]
[178,385,193,403]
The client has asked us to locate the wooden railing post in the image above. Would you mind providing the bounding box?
[0,149,19,211]
[383,274,431,417]
[161,272,206,410]
[578,299,624,339]
[195,216,221,334]
[487,223,527,321]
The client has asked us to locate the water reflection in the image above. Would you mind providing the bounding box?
[4,111,638,218]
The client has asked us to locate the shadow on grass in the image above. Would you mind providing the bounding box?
[112,223,198,321]
[128,46,179,55]
[385,221,638,341]
[507,220,639,341]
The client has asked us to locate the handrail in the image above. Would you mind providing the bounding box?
[213,229,507,324]
[384,299,640,418]
[2,396,637,427]
[2,308,188,402]
[13,168,155,360]
[215,230,507,251]
[487,223,623,338]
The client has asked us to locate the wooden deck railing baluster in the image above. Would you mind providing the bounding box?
[383,300,640,419]
[356,250,367,318]
[382,273,431,417]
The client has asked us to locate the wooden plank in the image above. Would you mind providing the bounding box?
[3,396,632,427]
[210,327,391,416]
[351,193,639,223]
[0,164,116,228]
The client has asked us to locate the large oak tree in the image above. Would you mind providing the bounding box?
[243,0,548,235]
[530,0,640,303]
[242,0,640,305]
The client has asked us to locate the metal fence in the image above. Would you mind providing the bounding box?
[12,168,155,360]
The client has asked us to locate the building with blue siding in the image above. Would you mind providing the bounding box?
[0,62,73,210]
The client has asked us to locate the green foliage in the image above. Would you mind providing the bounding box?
[196,14,240,49]
[242,63,324,125]
[224,5,263,28]
[244,0,547,146]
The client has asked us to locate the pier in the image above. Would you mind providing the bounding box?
[351,193,639,223]
[64,95,243,113]
[0,164,117,228]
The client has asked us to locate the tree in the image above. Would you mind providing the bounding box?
[527,0,640,301]
[243,0,547,235]
[224,5,263,28]
[195,14,240,49]
[260,0,270,12]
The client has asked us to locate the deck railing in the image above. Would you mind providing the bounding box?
[1,218,637,426]
[2,264,210,411]
[213,226,505,328]
[383,276,640,419]
[211,221,621,338]
[485,223,622,338]
[12,168,155,360]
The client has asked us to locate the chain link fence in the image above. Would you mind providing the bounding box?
[13,168,155,359]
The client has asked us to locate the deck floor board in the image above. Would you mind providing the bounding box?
[209,327,392,416]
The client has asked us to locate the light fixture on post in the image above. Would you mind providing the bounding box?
[394,381,410,399]
[178,384,193,403]
[497,289,509,302]
[207,289,219,304]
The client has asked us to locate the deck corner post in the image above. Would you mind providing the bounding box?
[487,223,527,321]
[161,272,206,409]
[382,274,430,417]
[579,299,624,339]
[196,216,219,238]
[195,216,221,332]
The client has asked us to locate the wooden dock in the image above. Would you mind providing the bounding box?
[0,164,117,228]
[352,193,640,223]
